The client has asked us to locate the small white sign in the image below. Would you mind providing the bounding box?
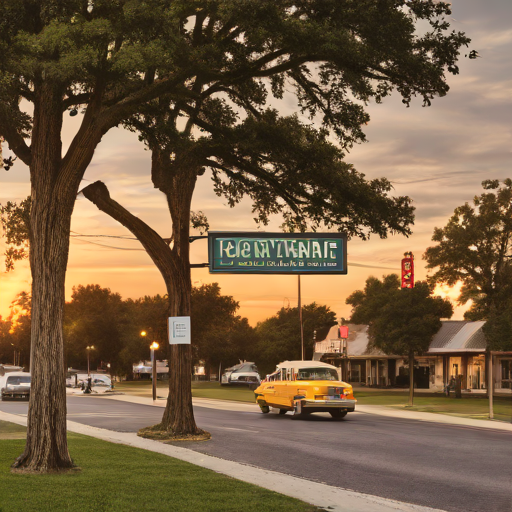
[168,317,191,345]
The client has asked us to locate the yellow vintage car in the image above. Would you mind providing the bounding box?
[254,361,356,419]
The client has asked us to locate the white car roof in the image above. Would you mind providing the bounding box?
[276,361,337,370]
[3,371,30,377]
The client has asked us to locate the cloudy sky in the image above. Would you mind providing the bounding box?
[1,0,511,326]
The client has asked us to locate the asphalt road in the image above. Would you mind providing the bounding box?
[2,397,511,512]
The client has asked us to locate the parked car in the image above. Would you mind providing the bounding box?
[0,371,31,401]
[221,362,261,388]
[254,360,356,419]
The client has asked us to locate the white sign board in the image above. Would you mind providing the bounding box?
[168,316,191,345]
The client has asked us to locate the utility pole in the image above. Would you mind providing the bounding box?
[298,274,304,360]
[150,341,159,401]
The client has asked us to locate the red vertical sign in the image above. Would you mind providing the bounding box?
[401,252,414,288]
[338,325,349,339]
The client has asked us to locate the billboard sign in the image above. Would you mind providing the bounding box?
[208,232,347,274]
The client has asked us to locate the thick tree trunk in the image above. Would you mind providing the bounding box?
[160,156,201,435]
[13,83,74,471]
[408,348,415,407]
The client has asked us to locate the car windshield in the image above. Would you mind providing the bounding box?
[296,368,339,381]
[6,376,31,385]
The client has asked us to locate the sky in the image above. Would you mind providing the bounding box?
[1,0,511,326]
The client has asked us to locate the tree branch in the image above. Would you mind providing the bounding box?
[81,181,179,279]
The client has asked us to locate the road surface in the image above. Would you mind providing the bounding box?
[1,396,510,512]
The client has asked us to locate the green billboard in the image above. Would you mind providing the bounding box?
[208,232,347,274]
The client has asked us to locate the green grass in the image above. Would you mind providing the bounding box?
[0,431,319,512]
[355,391,512,422]
[0,421,27,439]
[115,380,256,402]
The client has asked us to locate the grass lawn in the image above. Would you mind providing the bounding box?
[115,380,256,403]
[0,420,27,440]
[0,427,319,512]
[354,390,512,423]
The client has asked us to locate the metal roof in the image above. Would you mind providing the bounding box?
[427,321,486,353]
[315,321,488,358]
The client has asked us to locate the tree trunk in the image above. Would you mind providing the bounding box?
[82,155,203,435]
[408,348,414,407]
[160,154,201,435]
[13,83,74,471]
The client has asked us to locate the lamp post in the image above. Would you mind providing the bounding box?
[86,345,95,376]
[150,341,159,401]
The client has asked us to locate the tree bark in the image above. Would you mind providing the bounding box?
[408,348,415,407]
[13,82,75,471]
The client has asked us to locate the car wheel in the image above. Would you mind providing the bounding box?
[329,410,348,419]
[259,405,270,414]
[278,409,287,415]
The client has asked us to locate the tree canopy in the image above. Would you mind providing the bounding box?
[424,179,512,321]
[348,276,453,355]
[191,283,256,375]
[347,274,453,404]
[255,302,337,376]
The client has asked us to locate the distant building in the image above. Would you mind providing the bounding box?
[314,321,511,391]
[132,360,169,380]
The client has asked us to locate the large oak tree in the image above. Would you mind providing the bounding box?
[1,0,470,470]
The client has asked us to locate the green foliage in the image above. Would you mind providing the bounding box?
[424,179,512,320]
[255,303,337,376]
[0,291,31,368]
[0,197,30,271]
[64,284,129,375]
[347,275,453,356]
[0,0,469,242]
[191,283,256,373]
[482,299,512,351]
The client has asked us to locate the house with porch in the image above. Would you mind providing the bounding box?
[314,321,511,391]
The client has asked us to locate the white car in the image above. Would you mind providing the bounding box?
[0,371,31,401]
[221,362,261,388]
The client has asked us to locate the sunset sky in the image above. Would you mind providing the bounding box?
[1,0,511,327]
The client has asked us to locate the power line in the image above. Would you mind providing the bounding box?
[71,237,145,251]
[70,230,138,240]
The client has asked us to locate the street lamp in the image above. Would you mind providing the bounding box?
[86,345,95,376]
[150,341,159,401]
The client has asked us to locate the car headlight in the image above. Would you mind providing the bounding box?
[343,388,352,395]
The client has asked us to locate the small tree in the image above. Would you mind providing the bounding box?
[347,275,453,405]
